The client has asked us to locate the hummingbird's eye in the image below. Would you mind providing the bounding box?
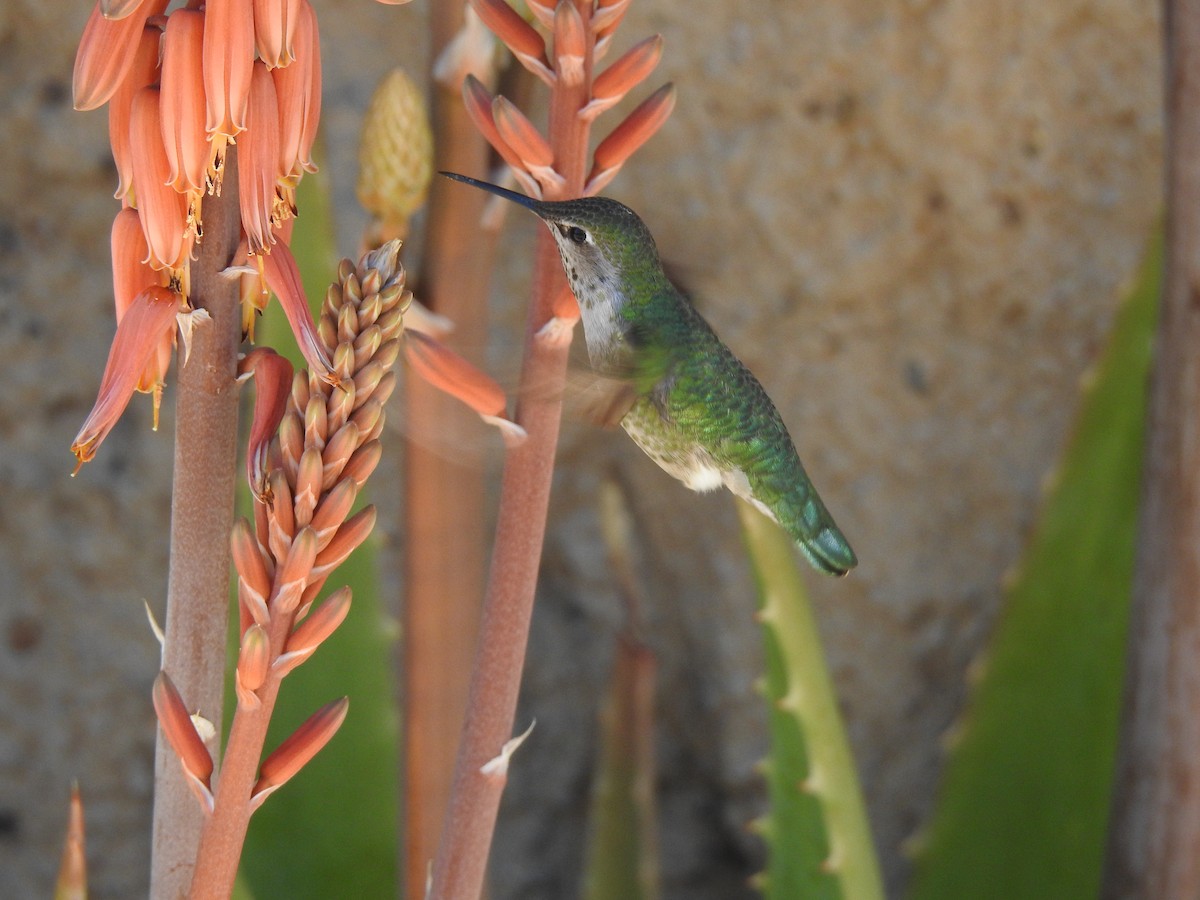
[561,224,588,244]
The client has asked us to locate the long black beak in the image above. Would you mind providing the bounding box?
[440,171,542,212]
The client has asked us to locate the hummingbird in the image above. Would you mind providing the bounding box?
[443,172,857,576]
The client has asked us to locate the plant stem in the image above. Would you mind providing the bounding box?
[1103,3,1200,895]
[190,625,290,899]
[428,4,594,892]
[149,164,243,900]
[400,8,496,892]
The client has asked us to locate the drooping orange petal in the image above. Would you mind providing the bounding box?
[587,82,675,195]
[71,286,182,470]
[260,241,335,380]
[272,0,321,178]
[111,208,156,319]
[129,87,190,270]
[111,208,172,398]
[160,9,211,194]
[239,62,282,255]
[107,24,160,204]
[239,347,293,499]
[203,0,254,138]
[404,329,507,418]
[253,0,300,68]
[251,697,348,807]
[470,0,551,84]
[72,0,164,111]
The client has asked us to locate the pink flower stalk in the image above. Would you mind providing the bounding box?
[428,2,675,897]
[172,242,410,897]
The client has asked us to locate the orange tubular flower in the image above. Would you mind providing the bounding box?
[160,10,211,195]
[239,62,283,255]
[272,0,321,179]
[111,208,157,318]
[72,0,164,112]
[403,330,507,420]
[253,0,301,69]
[108,24,159,205]
[72,286,182,470]
[129,87,191,271]
[239,347,294,499]
[203,0,254,139]
[259,241,335,380]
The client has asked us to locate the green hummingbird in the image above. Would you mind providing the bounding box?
[443,172,857,576]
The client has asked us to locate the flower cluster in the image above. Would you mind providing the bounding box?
[70,0,325,469]
[464,0,675,200]
[156,240,408,823]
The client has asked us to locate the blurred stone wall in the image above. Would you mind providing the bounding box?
[0,0,1160,897]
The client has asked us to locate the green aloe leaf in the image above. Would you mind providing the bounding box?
[737,500,884,900]
[909,232,1160,900]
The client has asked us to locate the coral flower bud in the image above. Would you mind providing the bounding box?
[286,585,352,659]
[273,0,322,178]
[251,697,348,808]
[240,62,283,255]
[160,10,211,194]
[492,96,553,169]
[587,82,676,195]
[72,286,182,470]
[152,671,215,789]
[203,0,254,138]
[470,0,551,84]
[73,0,164,112]
[311,506,377,580]
[107,24,159,204]
[253,0,301,68]
[584,34,663,119]
[236,624,271,697]
[461,76,535,191]
[553,0,588,85]
[129,87,190,271]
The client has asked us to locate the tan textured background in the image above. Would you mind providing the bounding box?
[0,1,1161,897]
